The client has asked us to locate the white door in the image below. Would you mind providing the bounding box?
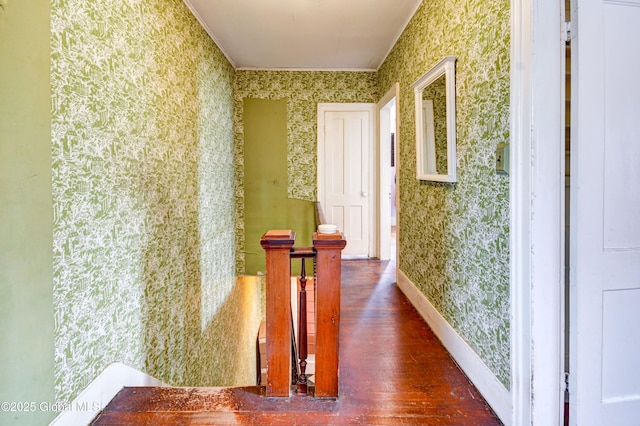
[318,104,375,257]
[570,0,640,424]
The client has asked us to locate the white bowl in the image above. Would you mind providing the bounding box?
[318,224,338,234]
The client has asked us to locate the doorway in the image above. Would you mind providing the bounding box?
[317,103,376,257]
[377,83,400,262]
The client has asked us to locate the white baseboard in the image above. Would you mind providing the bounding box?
[397,270,512,425]
[49,362,166,426]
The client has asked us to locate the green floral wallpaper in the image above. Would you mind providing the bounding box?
[47,0,510,404]
[233,71,378,273]
[51,0,261,404]
[378,0,511,387]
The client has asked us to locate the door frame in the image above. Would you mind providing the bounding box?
[376,83,400,261]
[317,103,377,257]
[510,0,566,424]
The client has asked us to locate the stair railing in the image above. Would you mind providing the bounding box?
[290,247,314,394]
[260,229,346,398]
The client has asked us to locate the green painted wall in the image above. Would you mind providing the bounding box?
[234,71,378,273]
[378,0,511,387]
[0,0,56,424]
[243,98,316,275]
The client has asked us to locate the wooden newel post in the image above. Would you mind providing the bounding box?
[313,231,347,398]
[260,230,296,397]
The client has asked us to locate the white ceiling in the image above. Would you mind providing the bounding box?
[183,0,422,71]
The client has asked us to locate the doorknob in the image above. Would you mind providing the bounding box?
[361,191,368,197]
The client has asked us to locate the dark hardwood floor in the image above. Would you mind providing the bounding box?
[92,256,502,425]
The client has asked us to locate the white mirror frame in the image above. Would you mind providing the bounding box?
[412,56,457,182]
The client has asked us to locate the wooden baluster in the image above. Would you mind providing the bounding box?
[313,231,347,398]
[297,259,308,394]
[290,247,316,395]
[260,230,296,397]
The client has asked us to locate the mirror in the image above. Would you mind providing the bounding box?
[412,56,457,182]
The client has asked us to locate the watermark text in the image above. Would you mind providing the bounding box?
[1,401,101,413]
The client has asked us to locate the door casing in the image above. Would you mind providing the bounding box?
[376,83,400,261]
[509,0,566,424]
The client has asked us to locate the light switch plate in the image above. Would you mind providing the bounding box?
[496,143,509,175]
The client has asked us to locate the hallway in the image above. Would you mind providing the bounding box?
[92,258,501,425]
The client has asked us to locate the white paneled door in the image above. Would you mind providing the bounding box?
[570,0,640,424]
[318,104,375,257]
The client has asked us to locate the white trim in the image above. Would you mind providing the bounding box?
[397,270,512,425]
[49,363,166,426]
[510,0,566,424]
[529,0,566,424]
[376,1,423,71]
[236,67,378,72]
[317,103,377,258]
[376,83,400,260]
[509,0,533,424]
[182,0,237,68]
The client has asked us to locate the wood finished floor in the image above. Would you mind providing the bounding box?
[92,258,502,425]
